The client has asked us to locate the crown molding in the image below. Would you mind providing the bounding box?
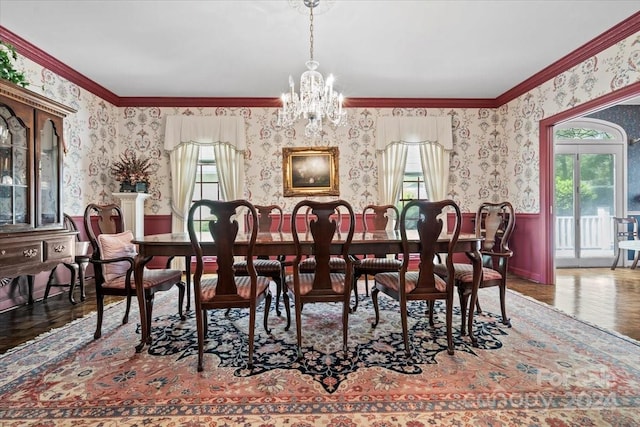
[496,11,640,106]
[3,11,639,109]
[0,26,120,105]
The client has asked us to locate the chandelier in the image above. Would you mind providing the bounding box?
[278,0,346,138]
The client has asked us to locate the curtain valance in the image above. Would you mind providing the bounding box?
[376,116,453,151]
[164,115,246,152]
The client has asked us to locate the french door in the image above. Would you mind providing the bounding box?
[554,143,623,267]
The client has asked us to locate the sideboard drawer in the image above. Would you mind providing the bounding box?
[44,237,74,261]
[0,241,44,269]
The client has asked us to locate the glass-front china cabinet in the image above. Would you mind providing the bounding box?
[0,80,76,305]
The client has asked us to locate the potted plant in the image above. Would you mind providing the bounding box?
[110,152,151,193]
[0,41,29,87]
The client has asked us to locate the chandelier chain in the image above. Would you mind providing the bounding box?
[309,5,314,62]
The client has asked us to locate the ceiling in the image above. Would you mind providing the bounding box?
[0,1,639,100]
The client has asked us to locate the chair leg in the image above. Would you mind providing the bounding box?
[248,303,256,370]
[342,295,350,354]
[364,275,369,297]
[77,259,88,301]
[274,274,282,317]
[400,299,410,357]
[123,294,132,325]
[611,248,621,270]
[475,298,483,314]
[66,263,79,305]
[458,285,469,336]
[263,292,272,334]
[43,266,57,302]
[371,287,380,328]
[283,279,292,331]
[428,301,435,326]
[145,293,154,345]
[632,250,640,269]
[499,284,511,327]
[351,275,359,313]
[294,298,303,359]
[94,293,104,339]
[445,294,454,355]
[195,308,205,372]
[177,282,186,320]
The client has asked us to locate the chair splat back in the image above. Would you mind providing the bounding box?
[475,202,515,269]
[292,201,355,291]
[404,200,461,294]
[189,199,259,297]
[254,204,283,233]
[84,204,124,259]
[364,204,399,232]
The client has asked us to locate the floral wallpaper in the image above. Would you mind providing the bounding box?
[9,30,640,217]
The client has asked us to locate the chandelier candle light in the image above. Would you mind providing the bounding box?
[278,0,346,138]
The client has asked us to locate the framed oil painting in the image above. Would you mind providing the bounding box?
[282,147,339,197]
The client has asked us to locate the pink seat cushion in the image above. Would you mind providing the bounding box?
[285,272,348,295]
[356,257,401,272]
[233,259,282,274]
[374,271,447,293]
[433,263,502,283]
[199,275,271,301]
[102,267,182,290]
[299,257,346,272]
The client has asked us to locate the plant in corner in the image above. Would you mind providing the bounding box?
[110,152,152,193]
[0,41,29,87]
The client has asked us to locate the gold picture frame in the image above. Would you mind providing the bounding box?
[282,147,339,197]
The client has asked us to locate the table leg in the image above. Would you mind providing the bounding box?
[184,255,191,311]
[134,255,148,353]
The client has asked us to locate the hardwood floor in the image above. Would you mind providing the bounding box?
[1,267,638,354]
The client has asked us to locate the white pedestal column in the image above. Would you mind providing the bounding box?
[112,192,150,238]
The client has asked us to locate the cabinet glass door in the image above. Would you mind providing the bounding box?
[0,106,29,228]
[38,119,59,226]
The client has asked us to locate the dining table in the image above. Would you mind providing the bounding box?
[131,230,483,353]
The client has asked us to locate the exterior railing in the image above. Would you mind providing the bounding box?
[556,208,613,250]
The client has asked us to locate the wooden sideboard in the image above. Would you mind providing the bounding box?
[0,80,77,307]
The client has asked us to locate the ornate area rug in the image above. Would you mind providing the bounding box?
[1,286,639,426]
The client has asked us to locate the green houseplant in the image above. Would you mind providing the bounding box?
[0,41,29,87]
[110,152,151,193]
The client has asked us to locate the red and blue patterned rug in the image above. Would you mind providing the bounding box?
[1,286,639,426]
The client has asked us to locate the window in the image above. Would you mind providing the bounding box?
[191,145,220,233]
[397,145,427,227]
[397,144,427,210]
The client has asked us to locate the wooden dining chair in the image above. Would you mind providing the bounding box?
[84,203,185,341]
[44,213,90,304]
[352,204,402,310]
[372,199,461,356]
[434,201,515,334]
[187,199,272,371]
[284,200,355,357]
[298,206,348,274]
[233,204,286,316]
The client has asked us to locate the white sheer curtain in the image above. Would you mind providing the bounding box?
[376,116,453,203]
[378,143,408,205]
[168,143,199,244]
[213,142,244,200]
[164,115,246,269]
[419,142,449,201]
